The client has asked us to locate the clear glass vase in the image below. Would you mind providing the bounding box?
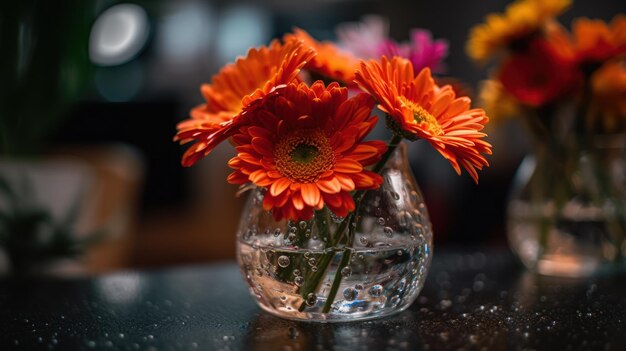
[236,143,433,322]
[507,135,626,277]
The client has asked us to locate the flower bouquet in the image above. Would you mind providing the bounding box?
[176,27,491,321]
[469,0,626,276]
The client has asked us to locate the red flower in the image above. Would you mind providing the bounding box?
[498,38,580,107]
[227,81,386,221]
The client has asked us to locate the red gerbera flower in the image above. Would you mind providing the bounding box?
[354,56,492,183]
[226,81,386,221]
[498,38,580,107]
[174,39,316,167]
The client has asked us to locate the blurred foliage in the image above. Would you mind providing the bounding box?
[0,174,103,275]
[0,0,95,156]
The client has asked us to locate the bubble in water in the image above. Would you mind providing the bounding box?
[303,251,310,258]
[293,269,301,276]
[294,276,305,286]
[384,227,393,237]
[341,266,352,277]
[330,213,344,223]
[397,250,403,256]
[311,266,318,272]
[277,255,290,268]
[369,285,383,297]
[390,295,401,306]
[273,228,282,237]
[377,217,386,225]
[299,221,307,229]
[343,288,358,301]
[119,333,125,339]
[287,233,297,242]
[359,236,368,245]
[306,293,317,306]
[308,258,317,266]
[391,191,400,200]
[355,284,363,290]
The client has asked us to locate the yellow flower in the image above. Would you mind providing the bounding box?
[478,79,521,123]
[467,0,571,62]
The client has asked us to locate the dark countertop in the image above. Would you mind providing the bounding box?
[1,250,626,350]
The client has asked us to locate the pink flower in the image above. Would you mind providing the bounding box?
[379,29,449,73]
[336,15,389,59]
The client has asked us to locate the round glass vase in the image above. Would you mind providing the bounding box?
[236,143,433,322]
[507,135,626,277]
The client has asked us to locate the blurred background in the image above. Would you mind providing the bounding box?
[0,0,623,275]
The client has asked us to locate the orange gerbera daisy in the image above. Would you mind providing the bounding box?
[174,39,316,167]
[226,81,386,221]
[354,56,492,183]
[284,28,360,84]
[590,62,626,132]
[571,15,626,64]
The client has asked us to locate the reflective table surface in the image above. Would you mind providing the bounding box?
[2,250,626,350]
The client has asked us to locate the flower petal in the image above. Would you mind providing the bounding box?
[301,183,321,207]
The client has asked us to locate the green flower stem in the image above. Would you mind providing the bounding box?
[585,151,626,261]
[322,248,352,313]
[314,208,331,243]
[297,133,403,312]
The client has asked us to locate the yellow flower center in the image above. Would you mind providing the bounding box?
[274,129,335,183]
[399,96,444,136]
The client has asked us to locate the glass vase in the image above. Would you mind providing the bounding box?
[236,143,433,322]
[507,135,626,277]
